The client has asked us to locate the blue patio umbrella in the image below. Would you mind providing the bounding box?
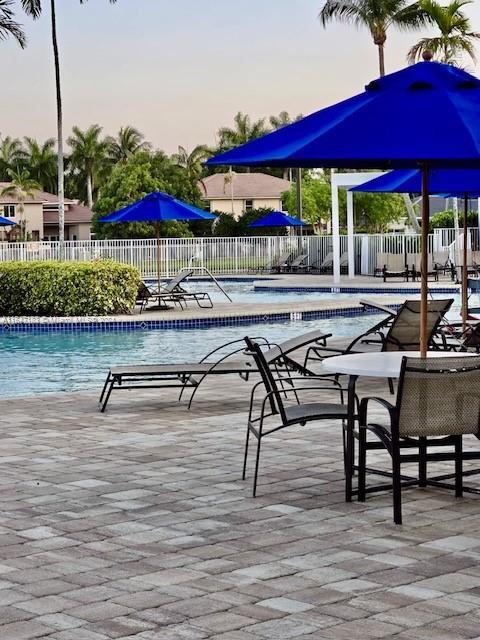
[248,210,305,228]
[99,192,216,294]
[0,216,15,226]
[206,59,480,355]
[351,168,480,327]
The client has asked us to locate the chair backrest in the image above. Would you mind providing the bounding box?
[163,268,194,293]
[376,252,388,269]
[290,253,308,267]
[137,282,152,301]
[273,253,291,268]
[244,337,287,423]
[433,250,449,266]
[319,251,333,267]
[376,253,405,271]
[384,299,453,351]
[339,252,349,266]
[397,355,480,437]
[407,253,435,271]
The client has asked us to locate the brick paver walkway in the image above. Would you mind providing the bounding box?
[0,367,479,639]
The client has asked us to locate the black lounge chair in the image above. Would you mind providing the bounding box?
[259,252,292,273]
[242,336,348,497]
[138,268,213,312]
[99,329,331,412]
[284,253,309,273]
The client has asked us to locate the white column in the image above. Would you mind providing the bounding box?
[346,190,355,279]
[331,171,340,284]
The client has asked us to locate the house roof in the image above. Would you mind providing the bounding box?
[43,203,93,225]
[199,172,291,200]
[0,183,76,205]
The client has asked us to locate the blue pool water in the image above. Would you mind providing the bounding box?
[0,315,381,398]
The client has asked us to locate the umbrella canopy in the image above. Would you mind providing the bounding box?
[0,216,15,226]
[350,169,480,197]
[206,60,480,356]
[206,61,480,170]
[351,168,480,329]
[248,211,305,228]
[99,192,216,298]
[99,191,216,224]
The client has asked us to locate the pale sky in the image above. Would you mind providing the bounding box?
[2,0,479,154]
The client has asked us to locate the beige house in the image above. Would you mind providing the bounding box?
[0,184,93,241]
[199,172,291,219]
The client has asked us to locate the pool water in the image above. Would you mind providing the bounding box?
[0,315,382,398]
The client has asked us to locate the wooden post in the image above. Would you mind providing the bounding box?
[462,194,469,331]
[420,164,429,358]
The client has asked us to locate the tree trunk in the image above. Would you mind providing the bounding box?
[51,0,65,256]
[86,173,93,210]
[377,43,385,77]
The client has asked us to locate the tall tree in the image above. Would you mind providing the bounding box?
[1,168,41,241]
[0,136,25,180]
[408,0,480,65]
[217,112,267,151]
[172,145,211,181]
[23,137,57,192]
[269,111,303,130]
[0,0,27,48]
[20,0,118,256]
[67,125,108,209]
[319,0,429,76]
[106,126,150,164]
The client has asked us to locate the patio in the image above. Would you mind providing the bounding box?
[2,350,480,639]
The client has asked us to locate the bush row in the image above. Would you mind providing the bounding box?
[0,260,139,316]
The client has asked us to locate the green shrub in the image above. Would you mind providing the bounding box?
[0,260,140,316]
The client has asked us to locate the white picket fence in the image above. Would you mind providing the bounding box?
[0,230,475,277]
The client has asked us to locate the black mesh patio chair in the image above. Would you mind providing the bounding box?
[304,299,454,393]
[358,355,480,524]
[242,336,349,497]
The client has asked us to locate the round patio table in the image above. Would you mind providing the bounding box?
[320,351,476,502]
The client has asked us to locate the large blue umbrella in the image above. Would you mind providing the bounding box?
[0,216,15,227]
[99,192,216,293]
[206,59,480,355]
[351,169,480,327]
[248,210,305,228]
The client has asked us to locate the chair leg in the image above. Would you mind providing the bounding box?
[358,426,367,502]
[392,445,402,525]
[252,435,262,498]
[455,436,463,498]
[418,437,427,488]
[242,425,251,480]
[387,378,395,395]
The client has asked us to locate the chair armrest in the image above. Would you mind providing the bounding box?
[359,396,397,426]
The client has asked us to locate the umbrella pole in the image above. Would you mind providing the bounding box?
[420,164,429,358]
[156,222,161,295]
[462,194,468,331]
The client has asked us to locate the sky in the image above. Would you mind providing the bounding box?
[2,0,480,154]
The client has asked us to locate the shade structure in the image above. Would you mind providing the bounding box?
[248,211,305,228]
[99,192,216,295]
[0,216,15,226]
[206,60,480,357]
[352,168,480,329]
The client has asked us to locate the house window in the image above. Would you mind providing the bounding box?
[2,204,15,218]
[245,199,254,212]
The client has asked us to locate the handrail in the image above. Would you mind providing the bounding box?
[187,265,233,302]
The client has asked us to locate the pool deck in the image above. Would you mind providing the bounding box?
[0,275,460,331]
[1,340,480,639]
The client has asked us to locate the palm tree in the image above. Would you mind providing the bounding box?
[21,0,118,256]
[269,111,303,130]
[319,0,430,76]
[217,112,268,151]
[1,168,40,242]
[0,0,27,48]
[172,145,211,181]
[106,126,150,164]
[23,137,57,193]
[0,136,25,180]
[67,125,108,209]
[408,0,480,65]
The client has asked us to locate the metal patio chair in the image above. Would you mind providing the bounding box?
[358,355,480,524]
[242,336,349,497]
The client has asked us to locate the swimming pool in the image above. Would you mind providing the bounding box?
[0,315,382,398]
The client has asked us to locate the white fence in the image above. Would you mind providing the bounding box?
[0,230,476,277]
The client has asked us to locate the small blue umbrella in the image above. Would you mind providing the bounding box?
[206,59,480,355]
[248,211,305,228]
[351,169,480,326]
[0,216,15,226]
[99,192,216,293]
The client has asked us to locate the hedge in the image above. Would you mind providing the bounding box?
[0,260,140,316]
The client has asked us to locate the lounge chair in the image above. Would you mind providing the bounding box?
[136,282,183,313]
[259,252,292,274]
[358,355,480,524]
[374,253,408,281]
[313,251,333,273]
[141,268,213,311]
[304,298,454,392]
[99,329,331,412]
[407,254,440,282]
[284,253,309,273]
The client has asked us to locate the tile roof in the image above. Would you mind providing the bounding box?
[43,203,93,225]
[199,172,291,200]
[0,183,76,205]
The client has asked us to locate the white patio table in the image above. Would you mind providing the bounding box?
[320,351,476,502]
